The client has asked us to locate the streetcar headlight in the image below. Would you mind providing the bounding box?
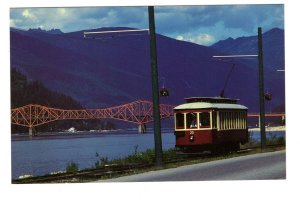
[189,135,194,141]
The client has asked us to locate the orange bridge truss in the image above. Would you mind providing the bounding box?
[11,100,175,128]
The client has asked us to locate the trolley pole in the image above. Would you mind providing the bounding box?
[258,27,267,149]
[148,6,163,167]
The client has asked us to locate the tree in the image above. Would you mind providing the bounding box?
[11,68,115,133]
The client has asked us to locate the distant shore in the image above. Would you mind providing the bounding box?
[249,126,285,131]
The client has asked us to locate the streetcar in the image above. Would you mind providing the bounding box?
[174,97,248,153]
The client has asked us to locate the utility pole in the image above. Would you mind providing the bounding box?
[258,27,267,149]
[148,6,163,167]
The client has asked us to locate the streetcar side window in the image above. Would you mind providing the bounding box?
[199,112,210,128]
[212,112,217,129]
[218,111,247,130]
[186,112,198,129]
[175,113,185,129]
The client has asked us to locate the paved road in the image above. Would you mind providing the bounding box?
[98,150,286,182]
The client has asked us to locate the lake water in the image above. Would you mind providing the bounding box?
[11,128,175,179]
[11,129,285,179]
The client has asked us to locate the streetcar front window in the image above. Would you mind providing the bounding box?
[186,112,198,129]
[199,112,210,128]
[175,113,185,129]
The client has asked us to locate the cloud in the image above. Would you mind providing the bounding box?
[22,9,36,20]
[10,8,75,30]
[176,35,184,40]
[57,8,67,16]
[155,5,283,35]
[155,5,283,45]
[176,33,216,45]
[10,7,149,32]
[9,5,284,45]
[93,7,147,28]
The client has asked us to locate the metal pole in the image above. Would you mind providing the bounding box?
[258,27,266,148]
[148,6,163,166]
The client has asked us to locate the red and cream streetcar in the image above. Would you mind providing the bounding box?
[174,97,248,153]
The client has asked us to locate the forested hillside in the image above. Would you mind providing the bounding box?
[11,68,115,133]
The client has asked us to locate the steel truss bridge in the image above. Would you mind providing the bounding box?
[11,100,174,129]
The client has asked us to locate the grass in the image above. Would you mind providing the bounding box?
[66,162,79,173]
[240,130,286,149]
[93,148,178,167]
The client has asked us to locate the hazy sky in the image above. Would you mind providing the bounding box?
[10,5,284,46]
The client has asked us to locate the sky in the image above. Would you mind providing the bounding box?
[9,4,284,46]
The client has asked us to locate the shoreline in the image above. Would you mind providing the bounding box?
[249,126,285,132]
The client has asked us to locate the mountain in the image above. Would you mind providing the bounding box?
[211,28,284,71]
[10,27,285,112]
[28,28,64,34]
[211,28,285,111]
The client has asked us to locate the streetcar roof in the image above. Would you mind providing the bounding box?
[174,102,248,110]
[185,97,239,104]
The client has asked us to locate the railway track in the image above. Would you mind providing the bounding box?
[12,163,153,183]
[12,144,285,183]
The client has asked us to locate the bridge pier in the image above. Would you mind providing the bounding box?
[281,116,285,125]
[29,127,33,137]
[138,123,147,134]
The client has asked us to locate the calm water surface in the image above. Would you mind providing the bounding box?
[11,129,175,179]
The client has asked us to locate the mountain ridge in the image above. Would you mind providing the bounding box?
[10,26,285,112]
[28,27,64,34]
[210,28,284,69]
